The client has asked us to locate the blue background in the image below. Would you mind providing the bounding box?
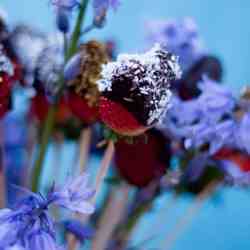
[2,1,250,249]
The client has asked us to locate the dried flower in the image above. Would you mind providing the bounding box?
[67,40,109,107]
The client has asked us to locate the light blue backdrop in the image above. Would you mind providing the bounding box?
[2,1,250,250]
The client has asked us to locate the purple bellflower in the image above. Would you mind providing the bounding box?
[51,0,81,33]
[92,0,120,27]
[159,77,236,153]
[0,173,94,249]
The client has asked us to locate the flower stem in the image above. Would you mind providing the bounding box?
[31,105,56,192]
[93,140,115,201]
[161,181,221,250]
[31,0,90,192]
[66,0,90,61]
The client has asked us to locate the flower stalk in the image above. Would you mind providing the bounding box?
[31,0,90,192]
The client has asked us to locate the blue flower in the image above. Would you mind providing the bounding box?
[159,77,236,155]
[92,0,120,27]
[0,173,94,249]
[51,0,80,33]
[50,174,95,214]
[63,52,81,81]
[63,219,94,242]
[236,112,250,154]
[146,17,205,71]
[182,153,211,183]
[197,77,236,122]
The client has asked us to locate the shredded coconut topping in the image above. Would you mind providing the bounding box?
[97,43,182,125]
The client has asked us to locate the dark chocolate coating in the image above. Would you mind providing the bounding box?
[103,51,178,126]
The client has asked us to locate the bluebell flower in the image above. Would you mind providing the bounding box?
[197,77,236,122]
[51,0,80,33]
[92,0,120,27]
[50,174,95,214]
[0,173,94,249]
[159,77,236,154]
[185,119,237,155]
[63,52,81,81]
[182,153,211,182]
[63,219,94,242]
[158,95,202,139]
[146,17,205,71]
[236,112,250,154]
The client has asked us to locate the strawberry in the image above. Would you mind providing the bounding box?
[114,129,171,187]
[0,73,12,99]
[30,94,72,124]
[214,148,250,172]
[0,97,10,118]
[97,44,181,137]
[99,97,147,136]
[67,92,99,125]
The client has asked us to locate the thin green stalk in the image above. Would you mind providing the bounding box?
[31,106,56,192]
[66,0,90,60]
[31,0,90,192]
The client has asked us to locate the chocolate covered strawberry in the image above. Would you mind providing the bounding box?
[97,44,181,136]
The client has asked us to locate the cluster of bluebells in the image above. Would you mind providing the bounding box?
[51,0,120,32]
[0,173,94,249]
[159,76,250,187]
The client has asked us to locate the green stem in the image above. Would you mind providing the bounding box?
[66,0,90,60]
[31,105,56,192]
[31,0,90,192]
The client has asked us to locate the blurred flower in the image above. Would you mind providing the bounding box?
[146,17,205,71]
[67,40,108,107]
[50,173,95,214]
[177,55,223,100]
[159,77,236,148]
[92,0,120,27]
[63,219,94,242]
[93,0,120,15]
[9,25,46,85]
[0,173,94,249]
[197,77,235,121]
[236,112,250,154]
[51,0,80,33]
[34,44,64,97]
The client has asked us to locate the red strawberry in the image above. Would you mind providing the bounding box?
[30,94,49,122]
[0,73,12,99]
[99,97,148,136]
[0,97,10,118]
[214,148,250,172]
[115,129,171,187]
[30,94,72,124]
[67,92,99,125]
